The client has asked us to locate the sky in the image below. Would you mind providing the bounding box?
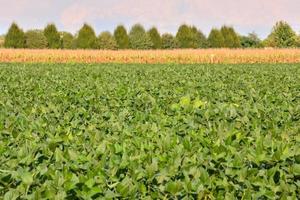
[0,0,299,38]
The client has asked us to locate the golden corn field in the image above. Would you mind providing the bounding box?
[1,48,300,64]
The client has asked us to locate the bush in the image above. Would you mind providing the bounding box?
[264,21,297,48]
[44,24,61,49]
[161,33,178,49]
[60,32,75,49]
[208,29,225,48]
[129,24,153,49]
[220,26,241,48]
[114,25,129,49]
[4,23,25,48]
[98,31,117,50]
[148,27,162,49]
[76,24,97,49]
[25,30,48,49]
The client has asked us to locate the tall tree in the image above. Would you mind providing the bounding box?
[25,30,48,49]
[44,23,61,49]
[264,21,297,47]
[60,32,74,49]
[208,28,225,48]
[148,27,162,49]
[4,23,25,48]
[191,26,208,48]
[221,26,241,48]
[176,24,192,48]
[98,31,118,50]
[161,33,178,49]
[129,24,153,49]
[114,25,129,49]
[76,24,97,49]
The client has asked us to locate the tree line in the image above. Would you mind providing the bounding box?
[2,21,300,49]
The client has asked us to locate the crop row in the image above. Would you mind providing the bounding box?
[0,63,299,199]
[1,49,300,64]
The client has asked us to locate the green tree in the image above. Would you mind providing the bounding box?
[114,25,129,49]
[148,27,162,49]
[76,24,97,49]
[0,35,4,48]
[221,26,241,48]
[25,30,48,49]
[208,28,225,48]
[60,32,74,49]
[161,33,178,49]
[176,24,206,48]
[191,26,208,48]
[264,21,297,47]
[176,24,192,48]
[44,23,61,49]
[129,24,153,49]
[98,31,118,50]
[4,23,25,48]
[240,32,261,48]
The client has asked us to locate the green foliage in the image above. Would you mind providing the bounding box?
[60,32,75,49]
[220,26,241,48]
[240,32,262,48]
[114,25,129,49]
[191,26,208,48]
[148,27,162,49]
[76,24,97,49]
[97,31,117,50]
[208,28,225,48]
[4,23,25,48]
[0,63,299,199]
[44,24,61,49]
[296,35,300,47]
[176,25,207,49]
[0,35,4,48]
[161,33,178,49]
[265,21,297,48]
[129,24,153,49]
[25,30,47,49]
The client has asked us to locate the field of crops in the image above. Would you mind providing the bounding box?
[1,49,300,64]
[0,63,299,199]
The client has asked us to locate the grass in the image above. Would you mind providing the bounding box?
[0,63,299,199]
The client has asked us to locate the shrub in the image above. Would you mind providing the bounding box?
[114,25,129,49]
[208,28,225,48]
[148,27,162,49]
[25,30,48,49]
[264,21,297,47]
[76,24,97,49]
[129,24,153,49]
[4,23,25,48]
[60,32,75,49]
[44,24,61,49]
[161,33,178,49]
[98,31,117,50]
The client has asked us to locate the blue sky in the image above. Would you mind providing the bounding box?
[0,0,299,38]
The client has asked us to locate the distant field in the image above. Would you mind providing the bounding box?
[1,48,300,64]
[0,63,299,199]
